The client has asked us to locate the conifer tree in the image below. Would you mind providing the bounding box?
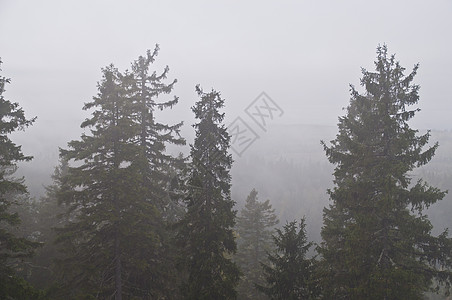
[257,219,316,300]
[55,46,185,298]
[319,45,452,299]
[13,159,69,291]
[0,58,40,299]
[130,44,185,215]
[236,188,278,300]
[178,86,240,300]
[127,45,186,297]
[55,65,166,299]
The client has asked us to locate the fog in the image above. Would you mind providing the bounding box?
[0,0,452,213]
[2,2,452,298]
[1,0,452,232]
[1,1,451,210]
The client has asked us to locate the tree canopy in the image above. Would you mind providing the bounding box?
[319,45,452,299]
[177,86,240,300]
[0,58,40,299]
[236,188,279,299]
[55,47,185,299]
[258,218,316,300]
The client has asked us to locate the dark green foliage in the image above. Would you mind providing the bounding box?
[0,58,41,299]
[54,64,169,299]
[54,47,185,299]
[55,65,140,298]
[235,188,279,300]
[178,86,240,299]
[127,45,186,298]
[130,44,185,215]
[319,45,452,299]
[257,219,316,300]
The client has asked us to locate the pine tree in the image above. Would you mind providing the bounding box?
[127,45,186,298]
[319,45,452,299]
[13,159,69,292]
[55,65,164,299]
[0,58,40,299]
[55,47,186,298]
[178,86,240,299]
[130,44,185,216]
[257,219,316,300]
[236,188,279,300]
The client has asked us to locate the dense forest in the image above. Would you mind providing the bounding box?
[2,45,452,299]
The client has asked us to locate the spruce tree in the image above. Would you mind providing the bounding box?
[0,58,40,298]
[236,188,279,300]
[319,45,452,299]
[16,159,69,291]
[127,45,186,298]
[55,47,185,298]
[55,65,164,299]
[257,219,316,300]
[130,44,185,215]
[178,86,240,299]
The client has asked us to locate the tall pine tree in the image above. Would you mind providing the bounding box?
[319,45,452,299]
[55,65,167,299]
[127,45,186,298]
[0,58,40,299]
[178,86,240,300]
[56,46,185,298]
[235,188,279,300]
[130,44,185,216]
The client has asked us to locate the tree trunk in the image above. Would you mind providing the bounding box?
[115,229,122,300]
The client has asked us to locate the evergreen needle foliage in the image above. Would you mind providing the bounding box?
[177,86,240,300]
[258,219,316,300]
[319,45,452,299]
[236,188,279,300]
[55,46,185,299]
[0,58,41,299]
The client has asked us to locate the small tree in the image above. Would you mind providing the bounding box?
[0,58,40,298]
[236,188,279,299]
[258,218,316,300]
[178,86,240,300]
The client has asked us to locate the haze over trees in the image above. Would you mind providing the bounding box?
[1,45,452,300]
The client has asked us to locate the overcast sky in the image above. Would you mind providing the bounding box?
[1,0,451,167]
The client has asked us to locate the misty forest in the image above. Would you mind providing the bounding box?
[2,42,452,300]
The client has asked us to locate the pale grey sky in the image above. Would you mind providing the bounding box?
[1,0,451,168]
